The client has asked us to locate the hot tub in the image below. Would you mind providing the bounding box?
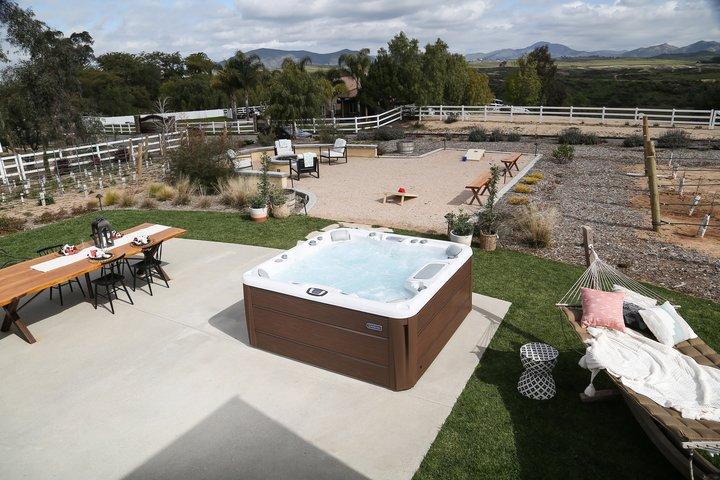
[242,229,473,390]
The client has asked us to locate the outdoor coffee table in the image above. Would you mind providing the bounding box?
[383,191,418,206]
[0,223,186,344]
[517,342,559,400]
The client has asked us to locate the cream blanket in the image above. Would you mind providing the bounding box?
[580,327,720,422]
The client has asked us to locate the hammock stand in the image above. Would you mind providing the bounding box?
[557,239,720,480]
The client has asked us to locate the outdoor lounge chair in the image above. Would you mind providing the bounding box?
[320,138,348,165]
[557,245,720,480]
[289,153,319,181]
[272,139,296,161]
[227,149,252,172]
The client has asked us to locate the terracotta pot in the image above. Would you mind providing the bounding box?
[477,232,498,251]
[448,230,473,246]
[249,206,268,222]
[271,203,291,219]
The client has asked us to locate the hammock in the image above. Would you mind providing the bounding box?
[557,245,720,479]
[556,247,669,307]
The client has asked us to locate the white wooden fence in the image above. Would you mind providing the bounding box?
[295,107,404,133]
[182,119,256,135]
[415,105,718,129]
[0,132,184,185]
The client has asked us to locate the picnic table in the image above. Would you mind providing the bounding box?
[0,223,186,344]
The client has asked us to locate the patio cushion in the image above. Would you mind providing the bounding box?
[275,139,293,156]
[322,150,345,158]
[302,153,315,167]
[331,138,347,154]
[580,288,625,332]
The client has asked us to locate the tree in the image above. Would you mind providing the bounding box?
[96,52,163,107]
[505,56,542,105]
[185,52,215,76]
[265,58,323,134]
[338,48,371,114]
[159,75,228,111]
[463,69,494,105]
[0,1,95,150]
[141,51,185,80]
[527,45,565,105]
[317,76,347,120]
[212,50,264,119]
[364,32,423,109]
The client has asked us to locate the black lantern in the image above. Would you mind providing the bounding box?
[91,217,114,249]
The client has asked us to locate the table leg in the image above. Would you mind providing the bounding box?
[84,273,95,299]
[1,298,36,344]
[400,195,405,206]
[383,194,387,204]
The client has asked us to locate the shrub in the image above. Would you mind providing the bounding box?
[444,113,459,124]
[118,190,135,207]
[527,171,544,180]
[557,127,599,145]
[173,175,197,206]
[104,189,121,206]
[168,136,234,191]
[148,183,175,202]
[513,183,534,194]
[444,209,474,236]
[657,129,691,149]
[36,211,56,224]
[217,176,256,209]
[468,127,487,142]
[622,134,644,148]
[256,132,275,146]
[506,131,522,142]
[521,176,540,185]
[377,144,390,155]
[196,196,213,209]
[140,198,158,210]
[86,199,99,211]
[71,204,87,216]
[507,195,529,205]
[36,194,55,206]
[552,144,575,164]
[374,126,405,141]
[0,215,26,234]
[515,203,559,248]
[316,123,339,144]
[488,128,505,142]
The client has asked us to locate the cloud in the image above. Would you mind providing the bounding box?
[15,0,720,59]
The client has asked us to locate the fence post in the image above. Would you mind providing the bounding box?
[15,152,26,182]
[419,108,422,123]
[510,107,513,121]
[601,107,606,122]
[696,214,710,238]
[670,109,676,127]
[634,107,639,121]
[709,110,715,129]
[354,117,358,133]
[0,154,6,184]
[461,105,465,120]
[539,106,543,122]
[439,105,443,118]
[377,114,380,128]
[569,106,573,119]
[484,105,487,121]
[643,116,662,232]
[212,122,216,135]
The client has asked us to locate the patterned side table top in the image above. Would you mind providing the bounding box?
[520,342,559,372]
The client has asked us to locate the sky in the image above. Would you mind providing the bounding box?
[15,0,720,60]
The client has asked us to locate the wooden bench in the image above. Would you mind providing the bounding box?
[465,172,492,205]
[501,152,523,179]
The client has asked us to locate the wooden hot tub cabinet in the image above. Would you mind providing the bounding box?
[243,258,472,390]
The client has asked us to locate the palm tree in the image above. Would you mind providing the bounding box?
[338,48,371,115]
[212,51,264,119]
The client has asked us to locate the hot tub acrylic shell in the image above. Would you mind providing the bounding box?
[242,229,473,391]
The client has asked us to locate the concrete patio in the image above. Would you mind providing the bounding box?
[0,238,510,480]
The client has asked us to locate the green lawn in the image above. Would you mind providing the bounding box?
[3,210,718,479]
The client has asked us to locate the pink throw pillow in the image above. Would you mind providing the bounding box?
[581,288,625,332]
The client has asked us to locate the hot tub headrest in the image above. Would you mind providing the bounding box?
[445,244,463,258]
[330,230,350,242]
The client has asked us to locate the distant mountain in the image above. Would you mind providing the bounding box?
[466,40,720,61]
[242,48,357,68]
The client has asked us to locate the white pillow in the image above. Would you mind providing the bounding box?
[638,306,676,346]
[658,301,697,344]
[613,285,657,309]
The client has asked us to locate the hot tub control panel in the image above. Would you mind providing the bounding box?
[306,288,327,297]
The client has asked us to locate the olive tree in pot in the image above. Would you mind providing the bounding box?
[445,209,475,246]
[270,187,291,218]
[249,154,271,222]
[475,165,501,251]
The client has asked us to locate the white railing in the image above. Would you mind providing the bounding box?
[183,119,256,135]
[101,123,137,134]
[295,107,404,133]
[415,105,718,129]
[0,132,184,184]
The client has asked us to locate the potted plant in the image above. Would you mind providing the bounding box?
[269,187,290,219]
[445,209,474,245]
[475,165,501,251]
[249,153,272,222]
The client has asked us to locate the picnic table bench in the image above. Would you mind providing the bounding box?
[465,172,492,205]
[0,223,186,344]
[501,152,523,179]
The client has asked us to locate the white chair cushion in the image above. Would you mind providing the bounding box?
[233,158,252,170]
[321,150,345,158]
[302,153,315,167]
[275,139,293,156]
[331,138,347,154]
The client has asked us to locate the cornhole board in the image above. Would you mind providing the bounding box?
[464,149,485,161]
[383,192,418,206]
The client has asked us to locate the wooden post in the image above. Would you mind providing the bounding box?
[642,115,662,231]
[696,214,710,238]
[581,225,594,268]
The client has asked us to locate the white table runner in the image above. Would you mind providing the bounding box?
[31,224,171,273]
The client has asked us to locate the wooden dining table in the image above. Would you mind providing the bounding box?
[0,223,186,344]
